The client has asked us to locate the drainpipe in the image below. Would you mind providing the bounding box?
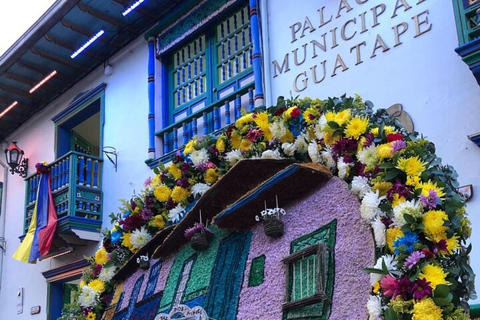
[0,157,8,290]
[259,0,272,107]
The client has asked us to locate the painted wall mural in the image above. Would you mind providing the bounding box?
[103,177,374,320]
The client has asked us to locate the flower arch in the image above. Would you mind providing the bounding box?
[62,95,475,320]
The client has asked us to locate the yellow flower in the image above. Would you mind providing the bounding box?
[171,186,190,203]
[334,109,351,125]
[235,113,253,127]
[384,126,395,134]
[216,138,226,153]
[372,181,392,197]
[418,180,446,198]
[239,139,253,151]
[154,185,171,202]
[86,312,96,320]
[303,107,319,124]
[122,232,131,249]
[396,156,427,178]
[345,116,369,139]
[79,280,86,288]
[150,175,161,187]
[386,227,404,252]
[280,129,294,143]
[323,129,340,146]
[412,298,442,320]
[88,279,105,294]
[94,247,109,265]
[230,132,242,149]
[373,281,381,294]
[183,139,196,155]
[446,234,460,252]
[370,127,379,136]
[391,194,406,207]
[357,136,367,152]
[282,106,300,121]
[424,210,449,240]
[167,164,182,179]
[419,265,449,290]
[205,168,218,183]
[149,215,166,229]
[377,143,393,159]
[254,112,273,141]
[406,176,421,188]
[325,111,335,122]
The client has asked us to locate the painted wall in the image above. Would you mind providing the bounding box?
[105,177,374,320]
[264,0,480,303]
[0,35,153,318]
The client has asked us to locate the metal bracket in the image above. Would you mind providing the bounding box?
[103,146,117,172]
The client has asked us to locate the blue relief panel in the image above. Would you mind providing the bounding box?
[144,260,163,299]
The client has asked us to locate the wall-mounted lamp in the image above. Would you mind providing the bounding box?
[4,141,28,178]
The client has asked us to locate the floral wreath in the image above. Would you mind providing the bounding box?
[61,95,475,320]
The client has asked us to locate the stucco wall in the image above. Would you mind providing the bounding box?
[0,35,153,318]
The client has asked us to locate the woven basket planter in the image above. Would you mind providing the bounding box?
[190,232,210,251]
[263,218,284,238]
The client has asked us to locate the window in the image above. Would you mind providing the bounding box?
[165,5,253,126]
[174,256,195,305]
[282,220,336,320]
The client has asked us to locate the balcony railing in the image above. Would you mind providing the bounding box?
[24,151,103,241]
[150,84,255,166]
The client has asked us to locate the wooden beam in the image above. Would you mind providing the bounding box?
[31,48,90,73]
[45,34,106,61]
[0,83,49,102]
[77,2,139,34]
[5,72,63,94]
[61,18,122,49]
[18,60,75,85]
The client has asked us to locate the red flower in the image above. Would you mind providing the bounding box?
[120,214,145,231]
[246,129,263,142]
[421,248,435,260]
[274,107,286,116]
[380,275,413,300]
[290,107,301,118]
[387,133,404,142]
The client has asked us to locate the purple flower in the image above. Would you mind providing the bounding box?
[404,251,425,269]
[331,138,357,160]
[184,223,213,240]
[433,239,449,254]
[176,177,190,188]
[391,140,406,154]
[363,133,374,147]
[419,189,440,209]
[387,180,410,201]
[141,208,153,221]
[412,278,433,300]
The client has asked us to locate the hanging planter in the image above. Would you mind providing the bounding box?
[263,217,284,238]
[185,221,213,252]
[255,197,287,238]
[190,232,210,251]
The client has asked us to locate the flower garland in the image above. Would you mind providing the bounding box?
[61,95,475,320]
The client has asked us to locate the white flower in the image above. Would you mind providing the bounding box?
[313,121,325,140]
[130,226,153,250]
[270,119,287,140]
[370,255,398,286]
[226,149,243,165]
[392,200,421,227]
[357,145,379,168]
[282,142,296,156]
[337,157,350,180]
[261,149,282,159]
[307,141,320,163]
[190,148,209,166]
[320,148,336,171]
[371,217,386,248]
[191,183,210,197]
[98,266,116,282]
[169,204,185,223]
[78,285,98,308]
[361,190,385,222]
[350,176,371,199]
[294,133,309,154]
[367,295,383,320]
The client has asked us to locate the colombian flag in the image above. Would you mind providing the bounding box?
[13,164,57,263]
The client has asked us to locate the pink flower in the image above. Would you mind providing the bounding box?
[380,274,398,298]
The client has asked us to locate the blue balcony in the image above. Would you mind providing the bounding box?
[24,151,103,243]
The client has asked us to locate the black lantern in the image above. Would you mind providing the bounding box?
[4,141,28,178]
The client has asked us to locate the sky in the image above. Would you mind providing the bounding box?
[0,0,57,57]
